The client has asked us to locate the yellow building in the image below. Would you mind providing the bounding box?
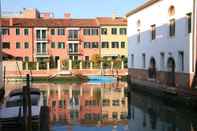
[97,17,127,59]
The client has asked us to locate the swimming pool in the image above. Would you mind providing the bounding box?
[87,76,117,84]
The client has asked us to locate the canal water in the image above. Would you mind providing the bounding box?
[1,80,197,131]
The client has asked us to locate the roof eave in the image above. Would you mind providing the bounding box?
[126,0,160,17]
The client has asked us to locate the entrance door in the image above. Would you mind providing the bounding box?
[167,57,175,86]
[148,57,156,79]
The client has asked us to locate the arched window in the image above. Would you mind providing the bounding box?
[168,5,175,17]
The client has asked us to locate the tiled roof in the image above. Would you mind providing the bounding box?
[0,18,99,27]
[0,17,127,27]
[96,17,127,26]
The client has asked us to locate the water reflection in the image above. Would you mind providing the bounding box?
[128,85,197,131]
[3,81,197,131]
[3,81,128,131]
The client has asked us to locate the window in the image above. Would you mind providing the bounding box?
[16,28,20,35]
[36,30,47,40]
[84,42,91,48]
[160,53,165,70]
[111,42,119,48]
[137,29,141,43]
[83,28,91,35]
[102,42,109,48]
[178,51,184,72]
[131,54,134,67]
[24,56,29,62]
[51,29,55,35]
[2,42,10,49]
[187,13,192,34]
[112,112,118,120]
[142,53,146,68]
[58,42,65,49]
[120,28,127,35]
[103,99,110,106]
[121,42,125,48]
[111,28,117,35]
[169,19,176,37]
[101,28,107,35]
[24,28,29,35]
[92,29,98,35]
[24,42,29,48]
[112,100,120,106]
[92,42,98,48]
[68,30,79,40]
[85,56,89,61]
[16,42,20,49]
[51,42,55,48]
[1,28,9,35]
[57,28,65,35]
[83,28,98,35]
[151,24,156,40]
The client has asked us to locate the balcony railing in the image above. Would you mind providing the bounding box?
[68,50,80,55]
[36,37,47,41]
[68,37,79,41]
[36,52,49,57]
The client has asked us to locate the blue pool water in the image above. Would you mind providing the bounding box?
[87,76,117,84]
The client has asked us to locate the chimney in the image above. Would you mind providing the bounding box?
[41,12,51,19]
[64,13,71,19]
[9,18,13,26]
[112,11,116,19]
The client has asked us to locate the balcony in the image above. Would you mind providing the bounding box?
[35,52,49,57]
[68,50,80,55]
[68,37,79,41]
[36,37,47,41]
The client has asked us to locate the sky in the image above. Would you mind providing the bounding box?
[2,0,145,18]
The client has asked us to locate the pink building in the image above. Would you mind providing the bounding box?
[0,8,127,67]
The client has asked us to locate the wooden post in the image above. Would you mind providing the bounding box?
[26,74,32,131]
[23,86,28,131]
[40,106,50,131]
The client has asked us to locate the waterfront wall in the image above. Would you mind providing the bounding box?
[128,68,194,89]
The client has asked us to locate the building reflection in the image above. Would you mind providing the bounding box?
[32,82,128,126]
[128,85,197,131]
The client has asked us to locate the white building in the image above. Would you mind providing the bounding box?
[126,0,197,89]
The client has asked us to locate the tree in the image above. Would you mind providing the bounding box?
[91,54,101,65]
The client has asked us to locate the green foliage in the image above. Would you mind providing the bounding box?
[72,60,81,69]
[62,60,69,70]
[91,54,101,68]
[113,59,122,69]
[39,62,47,70]
[102,58,111,69]
[28,62,37,70]
[82,61,90,69]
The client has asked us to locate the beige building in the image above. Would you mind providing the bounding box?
[96,17,127,59]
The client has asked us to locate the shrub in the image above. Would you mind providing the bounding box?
[62,60,69,70]
[72,60,80,69]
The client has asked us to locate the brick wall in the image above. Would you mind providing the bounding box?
[129,68,194,89]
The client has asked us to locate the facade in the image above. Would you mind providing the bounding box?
[0,8,127,66]
[127,0,197,89]
[97,17,128,59]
